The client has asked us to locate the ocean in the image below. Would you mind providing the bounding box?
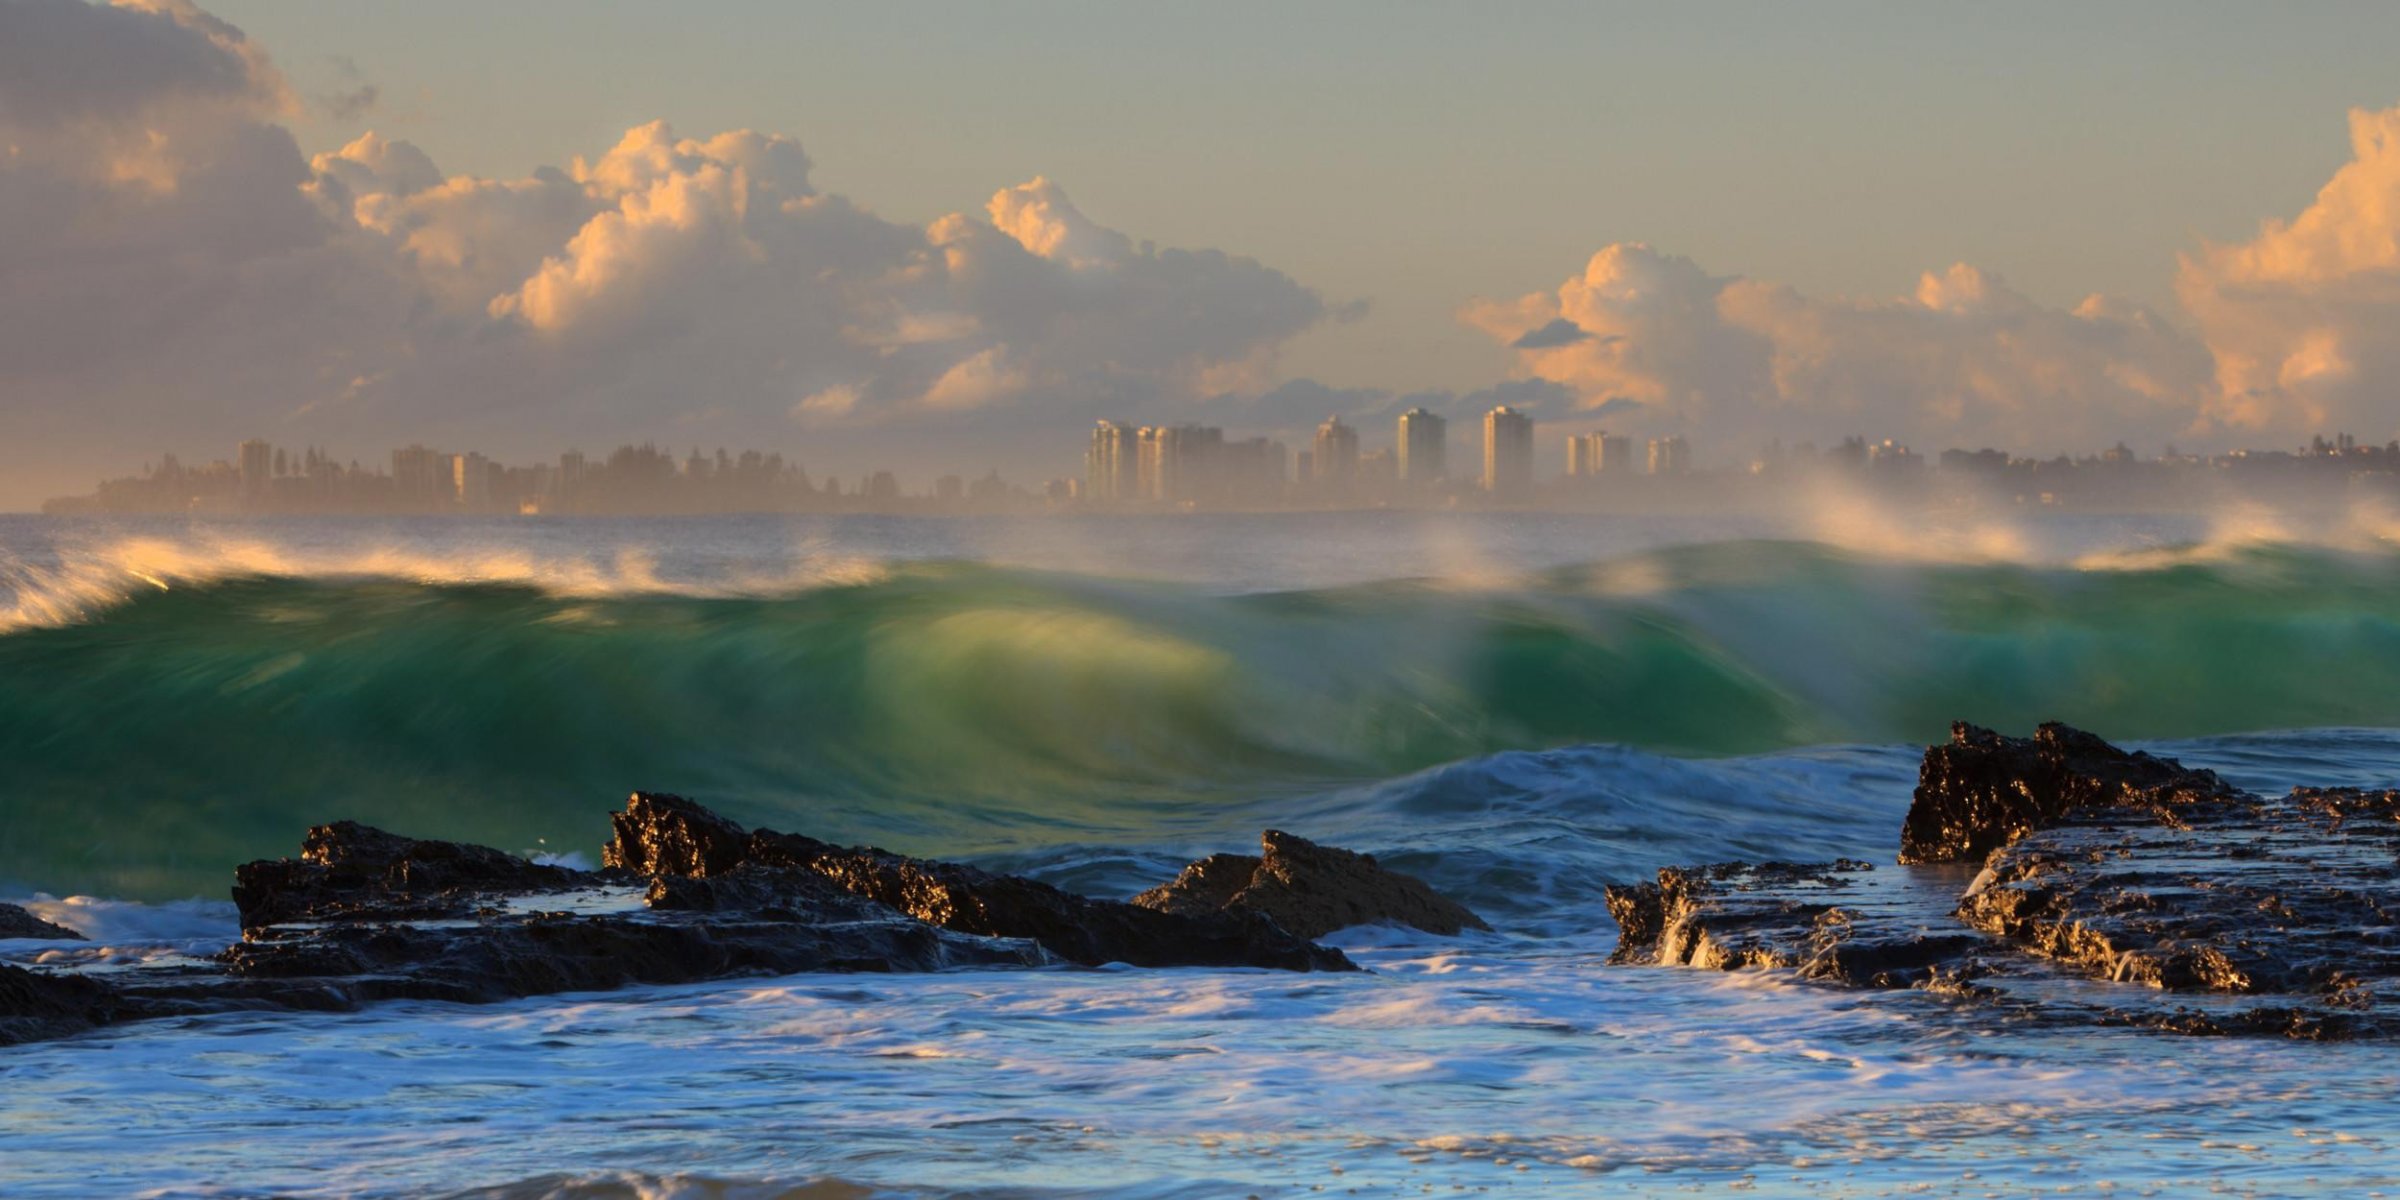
[4,508,2399,1198]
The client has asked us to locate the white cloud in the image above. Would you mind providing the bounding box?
[2178,104,2400,437]
[0,1,1333,502]
[1467,244,2216,453]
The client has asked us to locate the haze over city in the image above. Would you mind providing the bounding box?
[9,0,2400,510]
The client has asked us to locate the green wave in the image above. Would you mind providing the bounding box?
[8,540,2400,898]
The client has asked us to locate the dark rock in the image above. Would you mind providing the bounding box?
[605,792,752,879]
[1956,782,2400,1002]
[232,820,587,928]
[1131,831,1490,940]
[1607,721,2400,1040]
[0,963,119,1046]
[1602,860,1881,974]
[212,907,1048,1007]
[1900,721,2241,865]
[606,792,1356,971]
[0,902,84,941]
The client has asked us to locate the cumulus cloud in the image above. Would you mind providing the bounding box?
[1473,102,2400,455]
[2178,104,2400,438]
[0,0,1334,502]
[1467,244,2217,453]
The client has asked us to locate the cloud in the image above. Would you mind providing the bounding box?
[0,1,1335,501]
[1467,244,2217,453]
[2177,104,2400,438]
[1509,318,1592,349]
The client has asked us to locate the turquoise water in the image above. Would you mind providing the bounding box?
[3,511,2399,1198]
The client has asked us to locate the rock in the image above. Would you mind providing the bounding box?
[1132,830,1490,939]
[1957,782,2400,1001]
[11,790,1364,1050]
[212,906,1049,1007]
[1899,721,2240,865]
[232,820,588,928]
[0,902,84,941]
[1606,722,2400,1039]
[607,792,1357,972]
[0,963,119,1046]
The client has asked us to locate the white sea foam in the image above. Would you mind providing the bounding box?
[4,931,2394,1198]
[0,531,892,632]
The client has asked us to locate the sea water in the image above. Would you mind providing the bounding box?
[3,509,2399,1198]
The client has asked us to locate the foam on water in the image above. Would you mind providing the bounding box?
[8,512,2400,1196]
[5,932,2398,1198]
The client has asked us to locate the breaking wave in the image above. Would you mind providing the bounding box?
[9,530,2400,898]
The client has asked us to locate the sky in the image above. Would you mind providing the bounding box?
[6,0,2400,507]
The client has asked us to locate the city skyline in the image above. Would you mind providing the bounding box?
[8,3,2400,509]
[51,412,2400,518]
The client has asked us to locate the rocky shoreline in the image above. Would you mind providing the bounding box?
[11,720,2398,1047]
[1608,722,2400,1039]
[1,793,1477,1047]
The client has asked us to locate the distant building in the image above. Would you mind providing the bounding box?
[1313,416,1359,485]
[392,445,447,506]
[1646,436,1690,476]
[1221,436,1290,500]
[1087,420,1136,502]
[452,452,492,508]
[1565,435,1594,478]
[1397,407,1447,484]
[936,474,965,501]
[1866,439,1918,472]
[238,439,273,500]
[1483,405,1534,494]
[1595,433,1634,474]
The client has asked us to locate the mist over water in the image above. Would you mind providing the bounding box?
[9,506,2400,1197]
[9,507,2400,899]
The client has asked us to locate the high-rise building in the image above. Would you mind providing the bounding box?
[1566,435,1594,478]
[452,452,492,508]
[392,445,447,506]
[1595,433,1635,474]
[1397,407,1447,484]
[1087,420,1136,501]
[1135,426,1167,500]
[1221,436,1290,500]
[1646,436,1690,476]
[238,439,273,500]
[1312,416,1359,484]
[1483,405,1534,494]
[1567,431,1637,477]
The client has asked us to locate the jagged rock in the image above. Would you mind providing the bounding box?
[1602,860,1899,976]
[0,903,84,941]
[12,791,1361,1049]
[606,792,1357,972]
[1957,782,2400,999]
[1132,830,1490,939]
[1607,722,2400,1040]
[1900,721,2240,864]
[232,820,587,928]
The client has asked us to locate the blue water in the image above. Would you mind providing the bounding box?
[4,509,2399,1198]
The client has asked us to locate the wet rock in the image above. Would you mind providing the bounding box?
[1132,830,1490,939]
[1956,782,2400,1002]
[607,792,1357,972]
[231,820,587,929]
[1899,721,2240,865]
[211,907,1048,1007]
[1602,860,1896,976]
[0,902,84,941]
[1607,722,2400,1039]
[0,963,119,1046]
[12,791,1360,1049]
